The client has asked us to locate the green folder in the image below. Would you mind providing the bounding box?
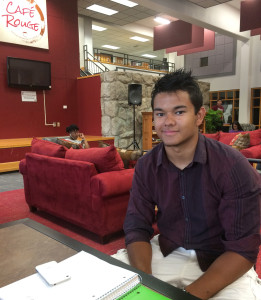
[117,284,171,300]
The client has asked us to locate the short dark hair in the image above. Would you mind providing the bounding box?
[151,69,203,114]
[66,124,79,133]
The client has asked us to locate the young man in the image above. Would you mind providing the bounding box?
[114,70,261,299]
[65,124,89,149]
[212,99,224,112]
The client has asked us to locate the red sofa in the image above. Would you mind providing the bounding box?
[203,129,261,158]
[19,138,134,243]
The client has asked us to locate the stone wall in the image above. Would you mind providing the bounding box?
[100,71,210,149]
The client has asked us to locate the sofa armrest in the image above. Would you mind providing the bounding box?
[19,158,27,175]
[240,145,261,159]
[90,168,134,211]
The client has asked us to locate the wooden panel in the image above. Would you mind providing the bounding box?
[240,0,261,32]
[0,161,20,173]
[142,112,153,150]
[166,25,204,53]
[153,20,192,51]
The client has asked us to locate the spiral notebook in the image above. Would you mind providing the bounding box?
[117,284,171,300]
[0,251,142,300]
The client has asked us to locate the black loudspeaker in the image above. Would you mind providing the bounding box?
[128,84,142,106]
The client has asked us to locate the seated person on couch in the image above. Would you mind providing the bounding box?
[113,69,261,299]
[65,124,90,149]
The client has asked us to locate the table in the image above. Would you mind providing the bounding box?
[0,219,199,299]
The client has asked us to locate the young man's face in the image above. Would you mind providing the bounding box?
[153,91,205,148]
[217,100,222,107]
[70,130,79,140]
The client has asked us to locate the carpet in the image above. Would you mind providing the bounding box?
[0,189,125,255]
[1,189,261,278]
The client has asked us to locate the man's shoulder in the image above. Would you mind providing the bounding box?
[138,143,162,167]
[203,134,248,166]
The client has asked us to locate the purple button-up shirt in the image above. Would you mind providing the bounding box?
[124,134,261,271]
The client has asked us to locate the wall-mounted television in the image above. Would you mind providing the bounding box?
[7,57,51,90]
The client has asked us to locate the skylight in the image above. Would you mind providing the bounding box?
[142,54,157,58]
[154,16,171,25]
[130,36,149,42]
[102,45,120,49]
[86,4,118,16]
[110,0,138,7]
[92,25,107,31]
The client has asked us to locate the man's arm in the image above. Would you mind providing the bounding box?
[127,241,152,274]
[185,251,253,300]
[79,133,90,149]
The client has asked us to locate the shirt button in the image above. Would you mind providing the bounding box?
[185,218,188,222]
[181,196,185,200]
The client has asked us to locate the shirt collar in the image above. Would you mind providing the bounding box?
[156,133,207,169]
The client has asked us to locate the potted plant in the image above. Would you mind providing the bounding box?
[205,109,223,133]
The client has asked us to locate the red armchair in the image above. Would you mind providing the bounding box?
[19,139,134,243]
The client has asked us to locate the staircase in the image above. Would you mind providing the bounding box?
[82,45,109,76]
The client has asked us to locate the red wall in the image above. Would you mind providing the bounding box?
[77,75,102,136]
[0,0,79,139]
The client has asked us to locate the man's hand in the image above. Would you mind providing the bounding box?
[79,133,85,139]
[127,241,152,274]
[185,251,253,299]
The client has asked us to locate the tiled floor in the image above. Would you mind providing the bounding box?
[0,171,24,193]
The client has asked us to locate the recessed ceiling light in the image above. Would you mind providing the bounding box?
[102,45,120,49]
[154,16,171,25]
[130,36,149,42]
[92,25,107,31]
[110,0,138,7]
[142,54,157,58]
[86,4,118,16]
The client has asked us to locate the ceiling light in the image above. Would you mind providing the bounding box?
[92,25,107,31]
[102,45,120,49]
[154,16,171,25]
[130,36,149,42]
[142,54,157,58]
[110,0,138,7]
[86,4,118,16]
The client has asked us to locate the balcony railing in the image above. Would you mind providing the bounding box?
[93,48,175,73]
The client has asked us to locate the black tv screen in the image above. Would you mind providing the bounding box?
[7,57,51,90]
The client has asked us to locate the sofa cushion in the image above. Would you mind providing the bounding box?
[31,138,67,158]
[247,129,261,147]
[57,138,81,149]
[202,132,220,141]
[65,145,124,173]
[116,148,143,169]
[219,129,261,147]
[229,133,250,150]
[240,145,261,159]
[219,131,238,145]
[98,141,143,169]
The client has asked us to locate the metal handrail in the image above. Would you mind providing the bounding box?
[93,48,175,73]
[83,45,109,75]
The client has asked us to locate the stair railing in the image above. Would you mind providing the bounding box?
[83,45,109,75]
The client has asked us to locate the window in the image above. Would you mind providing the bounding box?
[209,90,239,124]
[251,88,261,129]
[200,57,208,67]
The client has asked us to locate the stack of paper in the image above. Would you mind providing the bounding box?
[0,251,141,300]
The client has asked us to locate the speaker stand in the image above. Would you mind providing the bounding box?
[126,104,140,150]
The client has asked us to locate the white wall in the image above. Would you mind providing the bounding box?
[78,16,93,69]
[250,36,261,88]
[189,37,261,123]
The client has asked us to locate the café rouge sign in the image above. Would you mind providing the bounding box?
[1,0,46,42]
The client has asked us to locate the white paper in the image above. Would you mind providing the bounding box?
[0,251,141,300]
[21,91,37,102]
